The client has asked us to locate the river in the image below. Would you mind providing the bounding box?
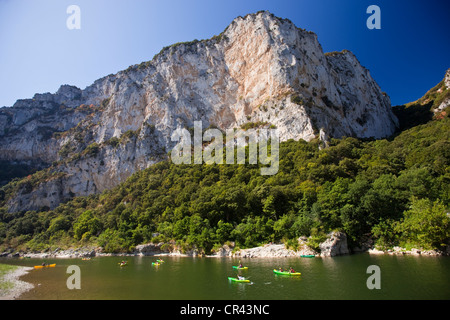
[1,253,449,300]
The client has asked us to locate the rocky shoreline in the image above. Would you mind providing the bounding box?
[0,266,33,300]
[367,246,447,256]
[1,231,447,259]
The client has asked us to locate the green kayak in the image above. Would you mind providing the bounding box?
[152,262,161,266]
[300,255,315,258]
[228,277,250,283]
[273,269,301,276]
[232,266,248,270]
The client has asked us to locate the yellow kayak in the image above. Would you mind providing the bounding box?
[228,277,250,283]
[273,269,301,276]
[34,264,56,269]
[232,266,248,270]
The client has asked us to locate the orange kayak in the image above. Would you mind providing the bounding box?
[34,264,56,269]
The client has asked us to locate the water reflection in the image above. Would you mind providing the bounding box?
[0,253,448,300]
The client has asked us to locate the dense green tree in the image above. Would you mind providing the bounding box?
[396,198,450,250]
[73,210,102,241]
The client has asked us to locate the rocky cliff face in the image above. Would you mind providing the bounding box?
[0,11,399,212]
[434,69,450,112]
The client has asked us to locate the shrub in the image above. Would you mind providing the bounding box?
[240,121,269,130]
[105,137,120,148]
[290,95,303,105]
[82,143,100,157]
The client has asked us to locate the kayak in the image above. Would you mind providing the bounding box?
[300,255,315,258]
[156,259,165,263]
[118,262,128,267]
[232,266,248,270]
[273,269,301,276]
[34,264,56,269]
[152,262,160,266]
[228,277,250,283]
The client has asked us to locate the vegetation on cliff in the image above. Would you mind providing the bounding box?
[0,108,449,254]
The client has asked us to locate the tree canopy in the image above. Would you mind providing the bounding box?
[1,113,449,254]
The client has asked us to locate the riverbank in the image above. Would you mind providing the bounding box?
[368,246,448,256]
[1,231,448,259]
[0,265,33,300]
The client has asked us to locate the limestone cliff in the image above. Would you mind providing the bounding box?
[0,11,399,212]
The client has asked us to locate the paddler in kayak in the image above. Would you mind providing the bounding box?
[289,267,296,273]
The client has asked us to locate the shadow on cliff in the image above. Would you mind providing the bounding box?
[392,101,434,132]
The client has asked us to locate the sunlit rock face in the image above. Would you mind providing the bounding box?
[1,11,398,212]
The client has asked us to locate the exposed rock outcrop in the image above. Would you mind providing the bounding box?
[434,68,450,112]
[230,232,349,258]
[319,231,350,257]
[1,11,399,212]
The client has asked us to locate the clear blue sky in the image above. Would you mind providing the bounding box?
[0,0,449,107]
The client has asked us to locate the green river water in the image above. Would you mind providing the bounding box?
[2,253,449,300]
